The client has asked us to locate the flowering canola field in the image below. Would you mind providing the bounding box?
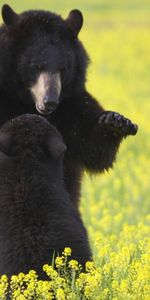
[0,1,150,299]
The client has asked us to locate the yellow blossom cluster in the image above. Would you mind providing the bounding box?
[0,238,149,299]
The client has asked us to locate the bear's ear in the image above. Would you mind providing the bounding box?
[65,9,83,37]
[0,133,12,155]
[2,4,18,26]
[46,133,67,159]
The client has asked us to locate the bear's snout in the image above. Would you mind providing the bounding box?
[30,72,61,115]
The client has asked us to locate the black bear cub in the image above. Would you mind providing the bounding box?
[0,114,91,278]
[0,5,138,210]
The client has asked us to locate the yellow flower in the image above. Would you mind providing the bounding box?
[69,260,79,271]
[11,275,18,284]
[102,288,109,298]
[0,275,8,299]
[43,264,58,279]
[63,247,72,257]
[120,279,128,293]
[16,296,26,300]
[55,256,64,268]
[112,280,119,292]
[56,288,65,300]
[85,261,95,272]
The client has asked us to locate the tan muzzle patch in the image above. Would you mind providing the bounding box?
[30,72,61,114]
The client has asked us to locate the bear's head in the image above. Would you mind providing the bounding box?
[1,4,89,115]
[0,114,66,160]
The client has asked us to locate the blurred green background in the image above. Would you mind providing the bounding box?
[0,0,150,262]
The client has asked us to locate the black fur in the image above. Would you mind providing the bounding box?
[0,5,138,209]
[0,114,91,277]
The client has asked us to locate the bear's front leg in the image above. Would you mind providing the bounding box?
[98,111,138,137]
[51,96,138,176]
[71,109,138,173]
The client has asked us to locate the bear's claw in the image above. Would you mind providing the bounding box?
[98,111,138,137]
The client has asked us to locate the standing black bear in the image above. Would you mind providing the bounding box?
[0,5,138,209]
[0,114,91,277]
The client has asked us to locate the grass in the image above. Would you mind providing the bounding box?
[0,0,150,299]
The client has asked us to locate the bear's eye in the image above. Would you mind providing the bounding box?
[30,65,41,71]
[60,67,67,76]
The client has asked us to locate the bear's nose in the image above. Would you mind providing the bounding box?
[43,96,58,112]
